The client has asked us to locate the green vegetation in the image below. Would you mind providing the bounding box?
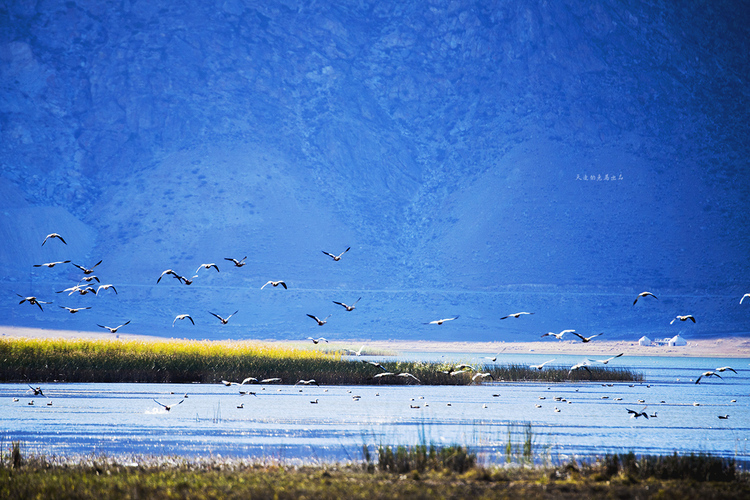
[0,338,643,385]
[1,446,746,500]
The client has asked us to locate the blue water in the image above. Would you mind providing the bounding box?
[2,354,748,466]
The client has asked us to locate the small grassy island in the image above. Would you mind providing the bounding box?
[0,338,643,385]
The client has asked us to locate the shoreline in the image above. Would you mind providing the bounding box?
[2,325,749,358]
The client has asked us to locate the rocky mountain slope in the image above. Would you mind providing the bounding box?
[1,0,748,341]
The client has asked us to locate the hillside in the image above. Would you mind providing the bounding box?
[1,0,748,341]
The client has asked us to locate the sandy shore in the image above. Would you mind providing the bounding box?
[2,325,749,358]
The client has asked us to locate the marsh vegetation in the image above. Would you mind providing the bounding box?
[0,338,643,385]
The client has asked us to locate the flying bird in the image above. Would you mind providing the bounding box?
[224,256,247,267]
[530,359,556,370]
[500,312,534,320]
[97,320,131,333]
[363,360,388,371]
[307,336,328,344]
[209,310,238,325]
[670,315,695,324]
[16,294,51,311]
[28,385,46,397]
[153,399,184,412]
[627,408,649,419]
[196,263,220,274]
[71,286,97,296]
[72,260,102,275]
[424,316,459,325]
[307,314,331,326]
[541,329,575,340]
[322,247,350,261]
[370,372,395,379]
[592,353,624,364]
[157,269,180,284]
[714,366,737,374]
[482,349,505,362]
[397,372,421,384]
[472,372,494,382]
[695,371,722,384]
[96,284,117,295]
[33,260,71,268]
[741,293,750,304]
[42,233,67,246]
[294,379,320,386]
[333,297,361,311]
[261,280,287,289]
[571,332,603,343]
[633,292,658,305]
[345,345,366,356]
[568,361,592,375]
[172,314,195,327]
[59,306,91,314]
[78,275,100,283]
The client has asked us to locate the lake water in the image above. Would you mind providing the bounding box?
[2,353,748,466]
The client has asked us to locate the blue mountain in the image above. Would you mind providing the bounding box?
[1,1,748,341]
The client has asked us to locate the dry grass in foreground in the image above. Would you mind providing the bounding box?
[1,445,747,500]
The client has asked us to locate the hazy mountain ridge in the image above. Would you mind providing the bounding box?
[1,0,748,340]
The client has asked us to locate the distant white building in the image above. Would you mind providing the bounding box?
[638,335,653,346]
[668,334,687,346]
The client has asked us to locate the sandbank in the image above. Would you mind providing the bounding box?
[1,325,749,358]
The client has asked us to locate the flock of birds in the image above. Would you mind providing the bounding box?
[11,233,748,421]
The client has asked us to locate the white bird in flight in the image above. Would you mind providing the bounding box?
[261,280,287,289]
[307,337,328,344]
[333,297,361,311]
[670,315,695,324]
[153,399,184,412]
[500,312,534,320]
[209,310,238,325]
[42,233,67,246]
[541,329,575,340]
[196,263,220,274]
[294,379,320,386]
[97,321,131,333]
[695,371,722,384]
[224,256,247,267]
[714,366,737,374]
[97,284,117,295]
[592,353,624,364]
[72,260,102,275]
[307,314,331,326]
[530,359,555,370]
[571,332,603,343]
[345,345,366,356]
[34,260,71,268]
[16,294,51,311]
[424,316,459,325]
[633,291,658,305]
[741,293,750,304]
[322,247,350,261]
[59,306,91,314]
[172,314,195,326]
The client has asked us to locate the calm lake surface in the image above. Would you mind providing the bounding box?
[2,353,748,466]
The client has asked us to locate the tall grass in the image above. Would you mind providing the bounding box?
[0,338,643,385]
